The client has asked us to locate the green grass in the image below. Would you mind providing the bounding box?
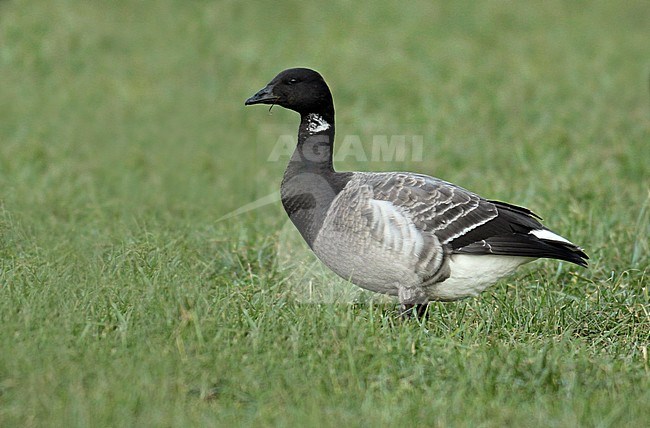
[1,0,649,426]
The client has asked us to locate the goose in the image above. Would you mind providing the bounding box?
[245,68,588,316]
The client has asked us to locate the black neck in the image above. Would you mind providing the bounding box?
[287,110,336,174]
[281,108,351,247]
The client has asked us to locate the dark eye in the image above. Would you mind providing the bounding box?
[287,78,298,85]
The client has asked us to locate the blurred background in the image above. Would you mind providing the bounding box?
[2,1,648,235]
[2,0,649,311]
[0,1,649,424]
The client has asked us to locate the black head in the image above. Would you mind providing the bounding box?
[245,68,333,115]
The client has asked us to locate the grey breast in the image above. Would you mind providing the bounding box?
[311,172,455,295]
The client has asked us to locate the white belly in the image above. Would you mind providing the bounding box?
[427,254,534,301]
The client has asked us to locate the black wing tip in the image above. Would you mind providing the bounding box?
[536,233,589,268]
[456,234,589,268]
[568,246,589,268]
[520,237,590,268]
[486,202,590,267]
[488,199,543,220]
[562,248,589,268]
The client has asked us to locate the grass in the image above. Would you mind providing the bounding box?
[0,0,649,426]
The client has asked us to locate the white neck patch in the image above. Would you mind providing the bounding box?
[306,113,331,134]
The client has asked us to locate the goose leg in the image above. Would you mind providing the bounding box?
[398,286,429,318]
[400,303,429,318]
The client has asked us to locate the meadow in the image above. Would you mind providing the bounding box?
[1,1,649,426]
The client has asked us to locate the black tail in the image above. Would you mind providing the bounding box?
[455,233,589,267]
[449,199,588,267]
